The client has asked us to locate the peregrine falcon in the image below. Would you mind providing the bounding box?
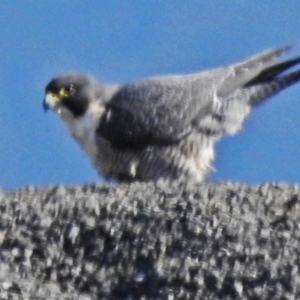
[43,45,300,182]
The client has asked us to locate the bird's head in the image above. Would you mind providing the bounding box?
[43,73,102,118]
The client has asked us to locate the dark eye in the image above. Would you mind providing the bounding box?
[66,84,75,94]
[58,84,76,98]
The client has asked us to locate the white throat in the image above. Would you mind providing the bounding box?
[64,101,105,163]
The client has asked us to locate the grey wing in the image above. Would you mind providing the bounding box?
[195,45,300,137]
[216,44,295,97]
[97,74,218,147]
[97,45,300,147]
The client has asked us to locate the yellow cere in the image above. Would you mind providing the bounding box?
[47,92,59,98]
[44,92,61,109]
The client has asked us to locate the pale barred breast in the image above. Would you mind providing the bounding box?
[94,133,217,182]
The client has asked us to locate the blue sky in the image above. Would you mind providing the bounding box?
[1,1,300,190]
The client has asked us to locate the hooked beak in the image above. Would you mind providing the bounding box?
[43,92,60,112]
[43,98,50,111]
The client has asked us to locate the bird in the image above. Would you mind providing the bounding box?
[43,45,300,183]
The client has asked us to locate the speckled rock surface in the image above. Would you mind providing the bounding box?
[0,181,299,299]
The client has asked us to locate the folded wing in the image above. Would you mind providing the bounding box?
[97,45,300,147]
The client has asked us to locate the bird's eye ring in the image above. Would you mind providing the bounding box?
[59,85,75,98]
[67,84,75,94]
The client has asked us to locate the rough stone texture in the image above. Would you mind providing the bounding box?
[0,181,300,299]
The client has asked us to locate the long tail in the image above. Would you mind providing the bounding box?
[247,67,300,106]
[245,56,300,87]
[217,45,295,97]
